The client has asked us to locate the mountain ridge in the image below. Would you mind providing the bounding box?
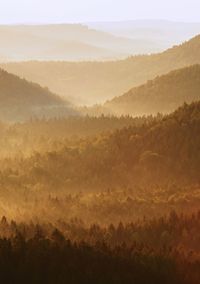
[104,64,200,116]
[1,34,200,105]
[0,23,163,62]
[0,68,77,121]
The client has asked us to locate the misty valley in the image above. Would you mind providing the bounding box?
[0,18,199,284]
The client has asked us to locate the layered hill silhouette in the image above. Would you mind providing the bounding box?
[0,24,159,62]
[1,35,200,105]
[104,65,200,116]
[89,20,200,49]
[0,69,76,121]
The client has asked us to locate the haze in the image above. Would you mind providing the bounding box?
[1,0,200,23]
[0,1,200,283]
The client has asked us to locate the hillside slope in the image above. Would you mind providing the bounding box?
[88,20,200,45]
[0,24,159,62]
[0,69,76,121]
[5,101,200,190]
[1,35,200,105]
[104,65,200,116]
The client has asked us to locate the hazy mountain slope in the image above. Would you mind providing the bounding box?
[1,35,200,105]
[104,65,200,116]
[0,24,161,61]
[14,24,160,55]
[0,25,118,61]
[88,20,200,47]
[0,69,76,121]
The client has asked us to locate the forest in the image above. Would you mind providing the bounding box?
[0,211,199,284]
[0,97,199,283]
[0,101,198,192]
[0,101,198,282]
[0,101,198,220]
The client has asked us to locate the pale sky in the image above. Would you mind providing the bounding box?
[0,0,199,24]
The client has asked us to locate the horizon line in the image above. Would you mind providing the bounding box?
[0,18,200,26]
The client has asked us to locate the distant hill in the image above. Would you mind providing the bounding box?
[0,24,162,62]
[104,65,200,116]
[0,24,115,61]
[0,69,76,121]
[88,20,200,47]
[2,35,200,105]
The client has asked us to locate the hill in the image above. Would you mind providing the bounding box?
[88,20,200,47]
[2,35,200,105]
[40,101,200,189]
[1,100,199,191]
[104,65,200,116]
[0,69,76,121]
[0,24,160,62]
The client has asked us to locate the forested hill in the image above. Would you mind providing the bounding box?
[0,69,76,121]
[105,65,200,116]
[1,34,200,105]
[0,68,63,106]
[2,101,200,191]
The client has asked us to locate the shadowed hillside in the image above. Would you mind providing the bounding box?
[1,35,200,105]
[0,69,76,121]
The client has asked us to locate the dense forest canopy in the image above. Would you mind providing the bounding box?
[0,102,198,282]
[0,101,199,198]
[0,211,199,284]
[0,114,157,156]
[3,101,198,190]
